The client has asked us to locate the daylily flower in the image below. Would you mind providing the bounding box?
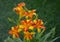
[21,20,34,31]
[13,2,26,18]
[9,26,19,38]
[24,9,36,19]
[24,31,35,40]
[33,19,45,32]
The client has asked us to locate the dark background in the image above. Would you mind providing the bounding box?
[0,0,60,42]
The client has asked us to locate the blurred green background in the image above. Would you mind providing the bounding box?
[0,0,60,42]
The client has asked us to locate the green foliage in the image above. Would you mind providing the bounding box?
[4,37,22,42]
[4,27,60,42]
[4,37,14,42]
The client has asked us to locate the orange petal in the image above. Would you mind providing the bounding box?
[18,2,25,7]
[8,30,13,34]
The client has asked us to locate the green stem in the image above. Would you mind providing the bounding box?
[8,17,17,24]
[23,6,29,12]
[39,30,45,38]
[35,14,38,19]
[27,40,30,42]
[34,14,38,20]
[17,15,21,25]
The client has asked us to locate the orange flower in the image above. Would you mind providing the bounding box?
[33,19,45,32]
[18,2,25,7]
[24,31,35,40]
[24,9,36,19]
[21,20,34,31]
[9,26,19,38]
[13,2,26,18]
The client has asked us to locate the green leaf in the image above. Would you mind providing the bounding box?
[8,17,16,24]
[4,37,23,42]
[39,29,45,38]
[35,29,45,39]
[13,38,22,42]
[40,27,56,42]
[4,37,14,42]
[50,37,60,42]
